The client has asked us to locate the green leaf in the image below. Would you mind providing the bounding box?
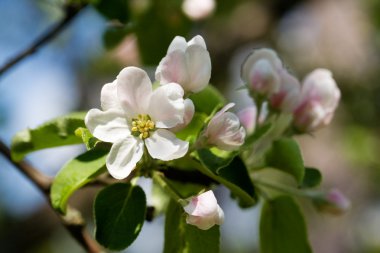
[189,85,226,115]
[265,138,305,184]
[260,196,312,253]
[94,183,146,250]
[195,149,257,207]
[50,148,108,214]
[91,0,130,23]
[176,112,207,143]
[164,200,220,253]
[301,167,322,188]
[244,122,272,147]
[74,127,100,150]
[11,112,86,161]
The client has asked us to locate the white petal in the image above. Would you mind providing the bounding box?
[170,98,195,132]
[185,45,212,93]
[106,137,144,179]
[167,36,188,53]
[85,108,129,143]
[117,67,152,118]
[155,51,189,87]
[148,83,185,128]
[215,205,224,225]
[184,191,218,216]
[100,81,122,111]
[187,35,207,49]
[145,129,188,161]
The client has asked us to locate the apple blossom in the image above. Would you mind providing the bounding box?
[203,103,246,151]
[182,0,215,21]
[293,69,340,132]
[155,35,211,93]
[85,67,189,179]
[270,70,301,113]
[237,106,257,135]
[170,98,195,132]
[241,48,283,96]
[313,189,351,215]
[183,190,224,230]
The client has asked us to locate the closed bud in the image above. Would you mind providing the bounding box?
[241,49,283,96]
[270,70,301,113]
[313,189,351,215]
[293,69,340,132]
[183,190,224,230]
[204,103,246,151]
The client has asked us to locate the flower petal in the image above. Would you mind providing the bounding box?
[117,67,152,118]
[185,44,212,93]
[85,108,129,143]
[145,129,188,161]
[187,35,207,49]
[100,81,122,111]
[184,190,218,216]
[170,98,195,132]
[167,36,188,53]
[106,137,144,179]
[155,51,189,87]
[148,83,185,128]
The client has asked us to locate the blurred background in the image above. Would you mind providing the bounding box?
[1,0,380,252]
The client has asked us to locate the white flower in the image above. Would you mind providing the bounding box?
[237,106,257,135]
[170,98,195,132]
[293,69,340,132]
[184,190,224,230]
[270,70,301,113]
[85,67,189,179]
[156,35,211,93]
[241,48,283,95]
[204,103,246,151]
[182,0,215,21]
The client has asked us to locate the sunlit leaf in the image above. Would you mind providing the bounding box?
[11,112,86,161]
[50,148,108,214]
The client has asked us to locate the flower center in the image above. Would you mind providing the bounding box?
[131,114,155,139]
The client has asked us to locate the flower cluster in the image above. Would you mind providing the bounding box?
[85,35,246,230]
[241,48,341,132]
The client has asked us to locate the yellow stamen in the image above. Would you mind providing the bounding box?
[131,114,156,139]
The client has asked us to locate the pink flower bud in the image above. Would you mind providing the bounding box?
[237,106,257,135]
[241,49,283,96]
[184,190,224,230]
[270,70,301,113]
[314,189,351,215]
[204,103,246,151]
[293,69,340,132]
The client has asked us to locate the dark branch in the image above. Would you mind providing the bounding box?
[0,3,86,77]
[0,139,102,253]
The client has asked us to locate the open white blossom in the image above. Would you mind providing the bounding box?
[184,190,224,230]
[182,0,215,21]
[156,35,211,93]
[241,48,283,95]
[204,103,246,151]
[85,67,189,179]
[293,69,340,132]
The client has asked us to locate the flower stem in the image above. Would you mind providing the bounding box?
[152,171,187,206]
[252,177,319,199]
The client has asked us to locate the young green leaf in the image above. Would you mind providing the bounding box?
[301,167,322,188]
[195,149,257,207]
[164,200,220,253]
[175,113,208,143]
[265,138,305,184]
[94,183,146,251]
[260,196,312,253]
[50,148,108,214]
[11,112,86,161]
[74,127,100,150]
[189,85,226,115]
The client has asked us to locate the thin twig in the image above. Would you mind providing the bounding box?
[0,139,102,253]
[0,3,87,77]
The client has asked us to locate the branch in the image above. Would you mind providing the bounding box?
[0,3,87,77]
[0,139,102,253]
